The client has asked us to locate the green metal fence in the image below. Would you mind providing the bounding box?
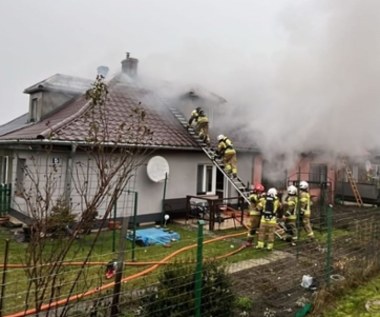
[0,197,380,316]
[0,184,11,216]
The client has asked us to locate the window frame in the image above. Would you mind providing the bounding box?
[309,163,328,186]
[30,98,38,122]
[0,156,9,184]
[196,164,216,195]
[16,158,26,195]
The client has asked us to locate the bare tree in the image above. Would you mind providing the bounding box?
[15,75,153,316]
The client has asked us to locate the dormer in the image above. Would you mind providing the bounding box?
[23,74,92,123]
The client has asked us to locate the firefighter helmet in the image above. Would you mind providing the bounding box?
[196,106,202,112]
[217,134,225,141]
[267,188,277,197]
[287,185,297,195]
[299,181,309,190]
[253,183,265,193]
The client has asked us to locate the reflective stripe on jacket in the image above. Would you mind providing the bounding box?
[261,196,280,222]
[248,194,263,216]
[299,191,311,216]
[284,196,298,220]
[217,137,235,156]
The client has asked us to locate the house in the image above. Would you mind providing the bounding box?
[0,54,262,226]
[1,52,370,230]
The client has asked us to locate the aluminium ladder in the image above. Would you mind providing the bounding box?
[343,160,363,207]
[169,107,251,205]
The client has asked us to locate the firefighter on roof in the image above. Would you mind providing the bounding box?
[188,106,210,146]
[245,183,265,247]
[215,134,237,178]
[299,180,315,240]
[256,187,281,251]
[283,185,298,245]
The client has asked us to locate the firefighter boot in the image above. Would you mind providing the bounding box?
[256,241,264,249]
[267,243,274,251]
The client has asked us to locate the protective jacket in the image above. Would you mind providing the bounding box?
[261,195,280,222]
[284,195,298,221]
[299,191,311,217]
[248,193,265,216]
[217,137,235,157]
[189,109,208,125]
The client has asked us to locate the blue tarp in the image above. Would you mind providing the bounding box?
[127,227,180,246]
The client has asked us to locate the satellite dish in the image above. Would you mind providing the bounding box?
[147,156,170,182]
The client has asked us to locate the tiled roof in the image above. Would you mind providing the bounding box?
[0,76,199,149]
[0,113,30,136]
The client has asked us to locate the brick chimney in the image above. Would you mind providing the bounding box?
[121,52,138,77]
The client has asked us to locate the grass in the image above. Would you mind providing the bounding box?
[321,273,380,317]
[0,223,250,315]
[0,222,334,315]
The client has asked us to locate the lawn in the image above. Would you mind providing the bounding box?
[322,274,380,317]
[0,221,338,316]
[0,223,251,315]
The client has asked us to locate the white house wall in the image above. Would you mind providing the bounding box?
[134,150,255,216]
[11,150,68,218]
[10,148,255,221]
[134,151,209,215]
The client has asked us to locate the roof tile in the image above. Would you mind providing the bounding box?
[0,78,199,149]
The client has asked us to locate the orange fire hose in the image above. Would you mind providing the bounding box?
[5,232,246,317]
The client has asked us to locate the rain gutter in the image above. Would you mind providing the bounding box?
[0,139,200,151]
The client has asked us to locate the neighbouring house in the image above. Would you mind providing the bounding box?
[0,54,262,226]
[334,153,380,205]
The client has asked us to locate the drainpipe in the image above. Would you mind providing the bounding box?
[64,143,77,204]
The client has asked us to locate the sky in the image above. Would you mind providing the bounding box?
[1,0,380,168]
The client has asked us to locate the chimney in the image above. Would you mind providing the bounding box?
[121,52,138,77]
[97,65,109,78]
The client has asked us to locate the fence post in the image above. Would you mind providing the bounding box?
[194,220,204,317]
[110,195,131,317]
[131,191,138,262]
[0,239,10,317]
[324,204,333,286]
[112,201,117,253]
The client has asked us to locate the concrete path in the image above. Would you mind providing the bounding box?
[227,250,293,274]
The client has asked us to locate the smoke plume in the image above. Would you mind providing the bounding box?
[138,0,380,178]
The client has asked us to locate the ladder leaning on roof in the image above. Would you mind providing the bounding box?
[342,159,363,207]
[169,107,251,205]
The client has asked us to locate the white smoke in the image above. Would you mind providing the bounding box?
[137,0,380,179]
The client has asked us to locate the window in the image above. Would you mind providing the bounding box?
[197,164,216,195]
[0,156,9,183]
[16,158,26,194]
[30,98,38,122]
[309,164,327,184]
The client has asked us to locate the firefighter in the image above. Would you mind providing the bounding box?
[256,187,281,251]
[188,107,210,146]
[283,185,298,246]
[245,183,265,247]
[299,180,315,240]
[215,134,237,178]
